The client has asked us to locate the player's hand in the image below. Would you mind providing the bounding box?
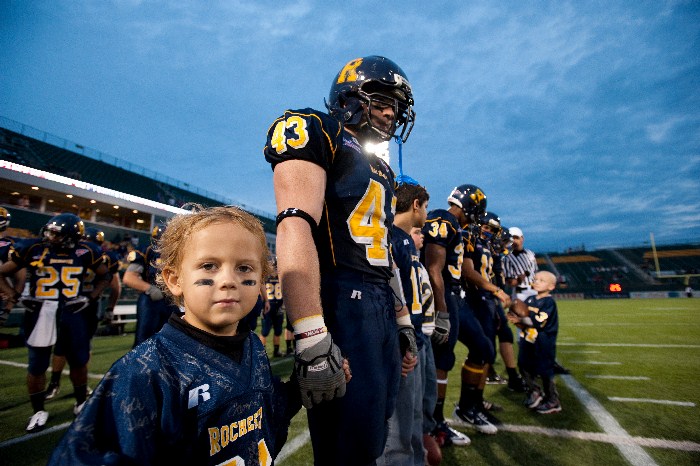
[431,311,450,345]
[398,324,418,359]
[294,333,346,408]
[145,284,164,301]
[509,299,528,317]
[401,351,418,377]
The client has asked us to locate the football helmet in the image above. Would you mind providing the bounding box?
[447,184,487,223]
[492,228,513,254]
[0,207,10,231]
[42,213,85,249]
[151,225,165,241]
[84,227,105,245]
[327,56,415,142]
[479,211,502,240]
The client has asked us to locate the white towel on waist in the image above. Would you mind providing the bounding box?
[27,300,58,347]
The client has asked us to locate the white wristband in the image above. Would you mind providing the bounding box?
[292,314,328,351]
[396,314,412,327]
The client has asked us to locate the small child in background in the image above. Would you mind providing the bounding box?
[49,205,325,465]
[508,270,561,414]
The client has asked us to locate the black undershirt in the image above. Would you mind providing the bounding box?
[167,313,250,364]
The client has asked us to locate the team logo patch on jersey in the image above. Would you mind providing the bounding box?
[343,136,362,153]
[75,248,89,257]
[0,240,10,247]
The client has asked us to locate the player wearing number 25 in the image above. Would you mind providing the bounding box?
[0,213,111,434]
[265,56,417,465]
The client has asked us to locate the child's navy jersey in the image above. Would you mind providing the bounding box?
[49,323,294,465]
[390,225,424,341]
[11,238,103,303]
[265,275,283,306]
[127,244,160,285]
[420,209,463,288]
[264,108,396,280]
[520,294,559,345]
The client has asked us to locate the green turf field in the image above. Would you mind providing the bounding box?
[1,298,699,465]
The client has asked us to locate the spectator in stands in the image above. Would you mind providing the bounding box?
[507,271,562,414]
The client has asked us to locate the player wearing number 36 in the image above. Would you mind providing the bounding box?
[265,55,417,466]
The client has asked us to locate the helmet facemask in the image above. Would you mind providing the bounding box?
[43,226,77,249]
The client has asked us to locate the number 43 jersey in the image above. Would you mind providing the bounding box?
[11,238,104,303]
[265,108,396,281]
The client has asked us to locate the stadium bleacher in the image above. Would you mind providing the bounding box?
[2,118,698,298]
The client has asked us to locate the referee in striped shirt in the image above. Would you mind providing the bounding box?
[502,227,538,301]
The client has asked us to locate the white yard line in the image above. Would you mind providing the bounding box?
[272,430,311,463]
[560,350,600,354]
[562,374,659,465]
[608,397,695,407]
[559,343,700,349]
[0,359,104,380]
[0,422,72,449]
[571,361,622,365]
[586,375,650,380]
[500,424,700,452]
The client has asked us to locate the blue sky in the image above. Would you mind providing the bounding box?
[2,1,699,252]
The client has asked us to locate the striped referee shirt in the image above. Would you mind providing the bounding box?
[503,248,538,289]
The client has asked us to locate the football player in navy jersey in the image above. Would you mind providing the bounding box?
[0,207,26,325]
[265,55,416,465]
[0,213,111,432]
[123,224,180,347]
[44,227,122,401]
[451,211,516,435]
[261,264,285,357]
[487,224,527,392]
[50,205,318,465]
[420,184,487,443]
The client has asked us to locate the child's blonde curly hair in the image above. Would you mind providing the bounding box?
[155,204,272,306]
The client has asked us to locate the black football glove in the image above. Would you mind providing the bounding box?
[431,311,450,345]
[294,333,346,408]
[398,324,418,358]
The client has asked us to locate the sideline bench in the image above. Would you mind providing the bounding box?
[110,304,137,334]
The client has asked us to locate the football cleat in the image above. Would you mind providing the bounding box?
[507,375,528,392]
[44,382,60,401]
[451,406,498,435]
[525,390,544,409]
[432,421,471,447]
[536,399,562,414]
[73,401,86,416]
[26,410,49,433]
[486,373,506,385]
